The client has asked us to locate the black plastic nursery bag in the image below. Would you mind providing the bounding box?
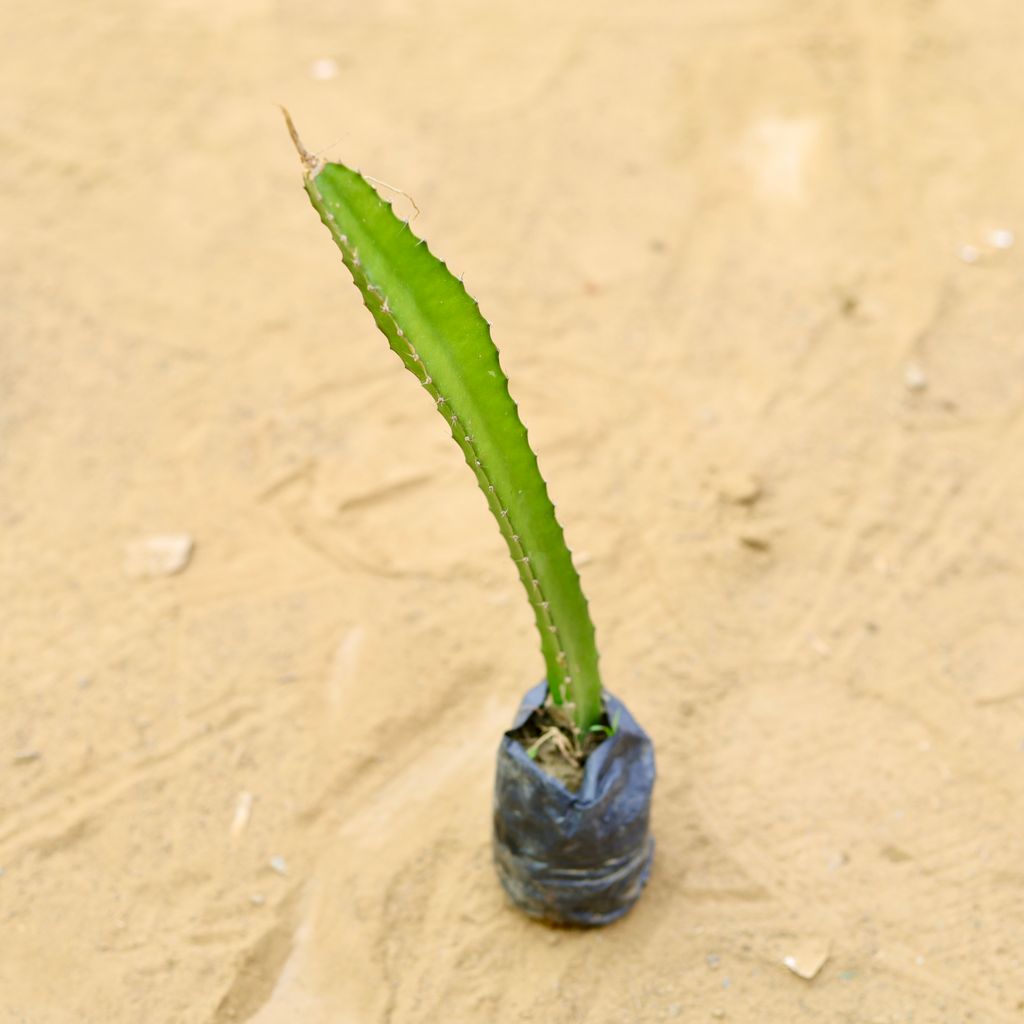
[492,681,655,926]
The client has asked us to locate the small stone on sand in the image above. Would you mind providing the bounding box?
[230,791,254,837]
[310,57,338,81]
[124,534,194,578]
[988,227,1014,250]
[719,472,762,506]
[783,941,830,980]
[903,363,928,392]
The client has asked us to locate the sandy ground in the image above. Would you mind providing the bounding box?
[3,1,1024,1021]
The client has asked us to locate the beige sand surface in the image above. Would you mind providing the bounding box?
[3,1,1024,1021]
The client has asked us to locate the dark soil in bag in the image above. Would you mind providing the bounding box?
[492,681,655,926]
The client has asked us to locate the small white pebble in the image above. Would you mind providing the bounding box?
[903,362,928,392]
[957,243,980,264]
[783,942,831,979]
[988,227,1014,250]
[309,57,338,81]
[250,893,266,906]
[230,791,254,837]
[124,533,194,578]
[269,855,288,876]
